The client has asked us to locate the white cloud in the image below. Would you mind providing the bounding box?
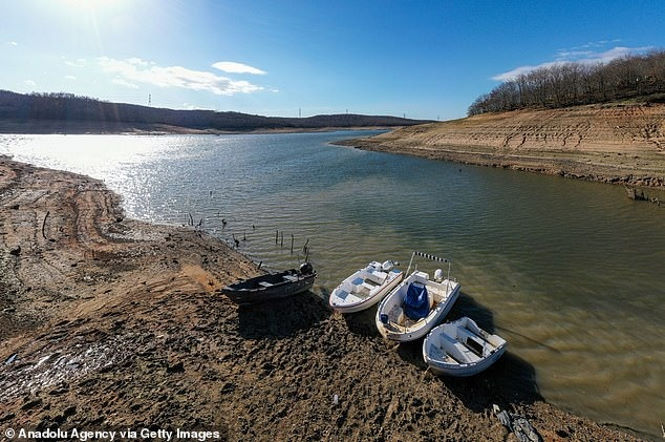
[112,78,139,89]
[493,44,653,82]
[24,80,36,87]
[65,75,77,80]
[493,61,565,82]
[182,103,215,111]
[98,57,263,95]
[65,58,87,68]
[212,61,267,75]
[7,41,18,46]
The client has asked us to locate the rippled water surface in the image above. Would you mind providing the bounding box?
[1,132,664,437]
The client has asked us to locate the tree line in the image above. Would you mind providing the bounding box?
[0,90,429,130]
[468,50,665,116]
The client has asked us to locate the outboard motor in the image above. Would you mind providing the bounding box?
[369,261,382,271]
[299,262,314,275]
[434,268,444,282]
[381,260,394,272]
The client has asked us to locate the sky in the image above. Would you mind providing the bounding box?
[2,0,665,120]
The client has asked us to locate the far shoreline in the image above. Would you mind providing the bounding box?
[0,119,398,136]
[333,103,665,193]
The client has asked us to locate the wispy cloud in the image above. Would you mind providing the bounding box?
[212,61,266,75]
[98,57,264,95]
[24,80,36,87]
[65,58,87,68]
[493,43,653,81]
[112,78,139,89]
[493,61,563,82]
[7,41,18,46]
[65,75,77,81]
[182,103,215,111]
[559,39,622,53]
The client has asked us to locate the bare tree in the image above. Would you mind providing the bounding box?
[468,50,665,116]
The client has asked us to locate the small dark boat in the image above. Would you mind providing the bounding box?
[221,263,317,305]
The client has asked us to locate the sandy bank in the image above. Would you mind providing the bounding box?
[0,158,646,440]
[338,103,665,189]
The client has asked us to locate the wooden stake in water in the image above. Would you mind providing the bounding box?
[280,232,283,247]
[275,230,278,244]
[290,234,294,254]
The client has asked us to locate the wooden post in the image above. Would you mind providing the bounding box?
[42,211,50,240]
[290,234,294,254]
[275,230,278,244]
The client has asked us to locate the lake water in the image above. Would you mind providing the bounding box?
[1,131,663,438]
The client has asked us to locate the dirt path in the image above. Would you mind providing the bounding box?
[0,159,646,440]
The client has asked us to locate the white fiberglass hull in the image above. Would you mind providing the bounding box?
[329,263,403,313]
[375,271,460,342]
[422,316,507,377]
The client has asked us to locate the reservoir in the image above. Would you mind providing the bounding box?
[1,131,663,437]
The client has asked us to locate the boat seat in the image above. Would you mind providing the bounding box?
[365,270,387,285]
[361,281,376,292]
[452,341,481,363]
[258,281,273,288]
[428,344,445,360]
[350,277,364,288]
[283,275,298,282]
[336,290,349,300]
[442,333,480,364]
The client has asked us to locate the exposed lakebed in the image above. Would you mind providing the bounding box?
[1,131,663,437]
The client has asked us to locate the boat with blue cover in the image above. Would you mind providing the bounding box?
[375,251,460,342]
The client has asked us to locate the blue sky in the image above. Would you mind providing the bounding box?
[2,0,665,120]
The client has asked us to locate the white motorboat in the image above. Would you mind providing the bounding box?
[329,260,403,313]
[375,251,460,342]
[422,316,507,377]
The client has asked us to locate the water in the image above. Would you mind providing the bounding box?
[1,132,664,437]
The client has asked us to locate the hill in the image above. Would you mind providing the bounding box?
[339,102,665,188]
[468,50,665,115]
[0,90,429,134]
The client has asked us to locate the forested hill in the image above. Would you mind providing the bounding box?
[468,50,665,116]
[0,90,430,133]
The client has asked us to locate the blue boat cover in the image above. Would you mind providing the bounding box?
[403,283,429,320]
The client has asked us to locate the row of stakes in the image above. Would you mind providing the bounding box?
[275,229,310,259]
[187,212,310,262]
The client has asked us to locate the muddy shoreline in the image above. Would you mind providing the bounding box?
[336,104,665,190]
[0,158,648,440]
